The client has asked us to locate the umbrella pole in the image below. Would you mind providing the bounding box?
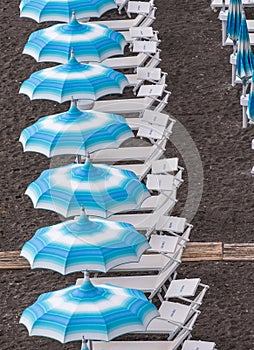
[242,80,247,97]
[233,41,237,55]
[81,337,90,350]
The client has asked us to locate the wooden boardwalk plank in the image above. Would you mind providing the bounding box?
[1,243,254,269]
[223,243,254,261]
[182,242,223,262]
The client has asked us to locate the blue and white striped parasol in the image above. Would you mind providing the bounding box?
[23,13,127,64]
[19,52,128,103]
[20,273,159,348]
[25,158,150,218]
[19,102,133,157]
[20,0,117,23]
[236,12,254,95]
[20,207,150,274]
[226,0,243,52]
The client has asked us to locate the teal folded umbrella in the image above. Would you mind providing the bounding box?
[236,12,254,95]
[25,158,150,218]
[226,0,243,52]
[20,0,117,23]
[23,13,126,64]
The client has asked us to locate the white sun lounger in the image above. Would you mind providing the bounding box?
[126,68,165,93]
[130,302,201,339]
[127,26,155,40]
[78,257,181,300]
[110,230,190,276]
[140,289,206,338]
[165,279,209,309]
[211,0,254,10]
[78,88,171,114]
[92,321,195,350]
[111,156,180,181]
[91,113,174,166]
[90,3,157,31]
[182,340,217,350]
[109,188,178,234]
[92,50,161,70]
[109,246,184,282]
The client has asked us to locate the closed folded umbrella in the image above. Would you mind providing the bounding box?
[21,208,150,274]
[236,12,254,96]
[19,102,133,157]
[20,0,117,23]
[23,13,126,64]
[226,0,243,53]
[19,52,128,103]
[25,158,150,218]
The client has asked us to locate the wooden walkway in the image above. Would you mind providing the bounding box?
[0,242,254,269]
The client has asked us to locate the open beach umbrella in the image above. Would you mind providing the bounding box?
[23,13,127,64]
[25,158,150,218]
[19,102,133,157]
[20,0,117,23]
[19,52,128,103]
[226,0,243,52]
[20,273,159,349]
[20,207,150,274]
[236,12,254,96]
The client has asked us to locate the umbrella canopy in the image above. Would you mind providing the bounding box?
[226,0,243,48]
[236,12,254,92]
[20,274,159,347]
[20,0,117,23]
[25,158,150,218]
[19,52,128,103]
[23,13,127,64]
[19,102,133,157]
[20,208,150,274]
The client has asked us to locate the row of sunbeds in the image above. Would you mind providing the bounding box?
[76,1,218,349]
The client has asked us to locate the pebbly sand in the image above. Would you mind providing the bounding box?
[0,0,254,349]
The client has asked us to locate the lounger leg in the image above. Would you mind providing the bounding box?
[242,105,248,129]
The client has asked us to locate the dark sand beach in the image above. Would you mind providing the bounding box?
[0,0,254,349]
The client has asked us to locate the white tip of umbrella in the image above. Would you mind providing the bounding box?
[71,97,77,107]
[68,48,79,64]
[70,10,80,25]
[79,206,88,219]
